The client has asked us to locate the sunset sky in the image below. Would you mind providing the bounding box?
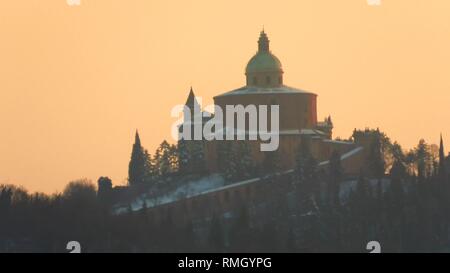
[1,0,449,193]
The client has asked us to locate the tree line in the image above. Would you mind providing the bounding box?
[0,128,449,252]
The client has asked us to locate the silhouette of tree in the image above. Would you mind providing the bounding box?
[97,176,113,210]
[154,140,178,177]
[128,131,146,186]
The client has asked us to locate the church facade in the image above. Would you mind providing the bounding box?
[181,31,369,176]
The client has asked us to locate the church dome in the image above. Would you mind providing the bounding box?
[245,30,284,87]
[246,51,283,74]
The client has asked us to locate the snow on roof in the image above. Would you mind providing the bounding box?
[215,85,316,97]
[323,139,354,145]
[208,128,326,138]
[300,129,326,136]
[341,146,364,160]
[318,146,364,167]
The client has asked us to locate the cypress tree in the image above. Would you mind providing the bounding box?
[128,131,146,186]
[439,134,447,185]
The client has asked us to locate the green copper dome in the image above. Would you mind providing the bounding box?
[245,30,283,75]
[246,51,283,74]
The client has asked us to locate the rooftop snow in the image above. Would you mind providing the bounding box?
[215,85,316,97]
[318,146,364,167]
[208,128,326,138]
[323,139,355,145]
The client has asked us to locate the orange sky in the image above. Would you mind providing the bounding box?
[0,0,449,193]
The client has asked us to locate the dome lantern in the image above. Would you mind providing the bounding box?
[258,30,270,52]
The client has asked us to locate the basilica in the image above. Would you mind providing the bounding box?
[182,30,368,175]
[113,31,384,233]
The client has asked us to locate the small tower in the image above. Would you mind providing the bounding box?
[184,87,201,123]
[179,87,202,139]
[316,116,334,139]
[439,134,447,177]
[178,87,209,175]
[258,29,270,52]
